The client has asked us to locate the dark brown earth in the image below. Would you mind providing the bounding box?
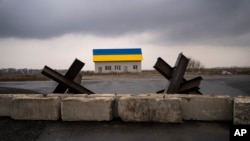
[0,87,41,94]
[0,117,45,141]
[0,87,45,141]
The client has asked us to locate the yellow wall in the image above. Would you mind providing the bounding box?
[93,55,143,62]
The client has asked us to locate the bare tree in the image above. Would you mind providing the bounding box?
[187,57,204,72]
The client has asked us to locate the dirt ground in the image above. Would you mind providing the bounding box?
[0,117,45,141]
[0,88,45,141]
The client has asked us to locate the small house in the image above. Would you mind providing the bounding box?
[93,48,143,73]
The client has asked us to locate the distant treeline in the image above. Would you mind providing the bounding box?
[1,67,250,75]
[0,68,67,74]
[82,67,250,75]
[0,67,249,81]
[190,67,250,75]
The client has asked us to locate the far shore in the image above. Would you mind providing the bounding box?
[0,68,250,81]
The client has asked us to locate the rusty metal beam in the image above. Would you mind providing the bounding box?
[154,53,203,94]
[167,53,189,93]
[156,89,165,94]
[73,73,82,84]
[42,66,94,94]
[53,58,84,93]
[179,76,203,93]
[67,73,83,93]
[153,57,173,79]
[187,89,202,94]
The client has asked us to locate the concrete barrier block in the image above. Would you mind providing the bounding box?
[11,96,60,120]
[88,94,132,118]
[0,94,13,116]
[88,94,132,97]
[138,94,233,121]
[47,94,87,99]
[234,96,250,125]
[13,94,44,97]
[138,94,164,97]
[0,94,43,117]
[179,95,233,121]
[118,96,182,123]
[61,97,115,121]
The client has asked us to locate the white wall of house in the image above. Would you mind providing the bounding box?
[94,61,141,73]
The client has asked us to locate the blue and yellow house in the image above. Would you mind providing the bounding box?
[93,48,143,73]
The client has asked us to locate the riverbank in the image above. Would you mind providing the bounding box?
[0,87,41,94]
[0,74,49,81]
[1,68,249,81]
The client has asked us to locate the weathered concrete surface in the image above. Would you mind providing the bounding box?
[234,96,250,125]
[1,93,235,122]
[179,95,233,121]
[118,96,182,123]
[11,96,60,120]
[87,94,132,97]
[0,94,13,116]
[61,97,115,121]
[138,94,233,121]
[47,94,87,99]
[88,94,132,118]
[0,94,43,116]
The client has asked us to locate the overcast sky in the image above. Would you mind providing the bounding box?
[1,0,250,70]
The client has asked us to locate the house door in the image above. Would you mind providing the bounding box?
[123,66,128,72]
[98,67,102,73]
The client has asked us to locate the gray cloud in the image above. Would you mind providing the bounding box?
[0,0,250,46]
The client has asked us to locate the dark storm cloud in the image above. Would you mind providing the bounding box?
[0,0,250,46]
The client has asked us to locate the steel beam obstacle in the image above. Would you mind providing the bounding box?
[41,59,94,94]
[154,53,202,94]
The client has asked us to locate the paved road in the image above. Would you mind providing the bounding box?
[37,120,229,141]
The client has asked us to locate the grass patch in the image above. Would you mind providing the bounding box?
[0,74,49,81]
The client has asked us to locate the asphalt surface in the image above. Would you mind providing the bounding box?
[1,75,250,96]
[1,75,249,141]
[37,120,229,141]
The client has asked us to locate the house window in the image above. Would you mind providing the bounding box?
[133,65,138,70]
[105,65,111,71]
[114,65,121,70]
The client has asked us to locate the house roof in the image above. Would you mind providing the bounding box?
[93,48,143,62]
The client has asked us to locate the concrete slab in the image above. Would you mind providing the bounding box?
[88,94,132,118]
[179,94,233,121]
[11,96,60,120]
[137,93,164,97]
[47,94,87,99]
[234,96,250,125]
[138,94,233,121]
[61,97,115,121]
[87,94,132,97]
[118,96,182,123]
[0,94,44,117]
[13,94,44,97]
